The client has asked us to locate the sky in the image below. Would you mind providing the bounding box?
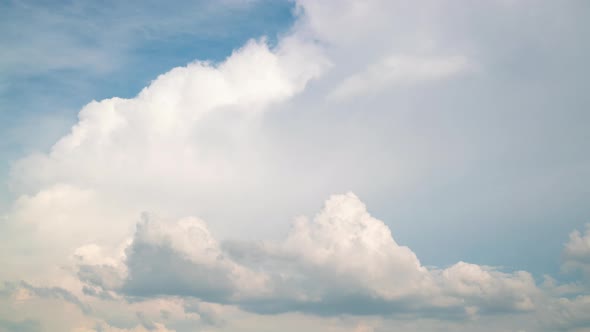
[1,0,590,331]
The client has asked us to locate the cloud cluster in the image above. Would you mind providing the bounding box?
[6,192,584,331]
[2,0,590,331]
[75,193,538,320]
[3,34,328,282]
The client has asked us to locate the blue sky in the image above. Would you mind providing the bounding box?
[1,1,590,331]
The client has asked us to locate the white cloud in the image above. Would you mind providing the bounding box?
[438,261,536,313]
[11,37,327,195]
[73,193,539,319]
[543,295,590,330]
[563,224,590,278]
[231,193,538,316]
[279,193,431,299]
[328,55,472,100]
[3,34,328,284]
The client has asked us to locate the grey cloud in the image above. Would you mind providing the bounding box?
[119,214,240,302]
[78,264,124,291]
[19,281,91,314]
[183,300,226,326]
[136,311,156,330]
[122,240,234,302]
[0,282,17,298]
[82,285,116,301]
[0,319,41,332]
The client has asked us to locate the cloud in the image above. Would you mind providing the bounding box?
[3,34,328,283]
[2,0,590,331]
[77,193,539,319]
[96,322,175,332]
[13,281,91,314]
[10,35,326,194]
[0,319,41,332]
[544,295,590,330]
[263,192,431,301]
[228,193,537,317]
[121,214,269,302]
[563,224,590,279]
[328,55,472,100]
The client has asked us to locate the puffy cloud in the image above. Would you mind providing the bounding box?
[120,214,269,301]
[227,193,538,316]
[541,295,590,331]
[2,29,328,286]
[438,262,536,313]
[11,37,327,195]
[563,224,590,278]
[270,193,432,301]
[77,193,539,319]
[1,8,330,329]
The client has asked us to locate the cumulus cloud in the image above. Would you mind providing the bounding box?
[2,33,328,284]
[75,193,539,320]
[0,16,329,329]
[11,36,327,195]
[1,7,331,328]
[121,214,269,302]
[542,295,590,330]
[563,224,590,278]
[233,193,538,317]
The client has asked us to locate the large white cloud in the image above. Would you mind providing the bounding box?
[2,34,328,282]
[11,36,327,195]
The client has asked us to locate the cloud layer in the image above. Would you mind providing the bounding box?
[2,0,590,331]
[3,194,590,331]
